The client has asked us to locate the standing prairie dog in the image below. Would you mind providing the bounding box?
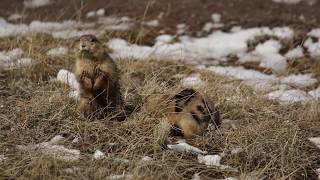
[73,34,123,118]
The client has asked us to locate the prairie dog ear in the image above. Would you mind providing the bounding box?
[69,36,81,48]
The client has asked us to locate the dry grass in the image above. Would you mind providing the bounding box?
[0,32,320,180]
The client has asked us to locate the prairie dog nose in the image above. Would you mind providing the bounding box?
[80,43,88,50]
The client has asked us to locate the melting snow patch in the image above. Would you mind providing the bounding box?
[107,174,133,180]
[308,87,320,99]
[56,69,80,99]
[8,14,23,21]
[56,69,79,91]
[141,156,153,161]
[198,154,221,166]
[285,46,304,59]
[267,89,311,103]
[280,74,317,88]
[47,47,69,56]
[308,29,320,38]
[272,0,302,4]
[304,38,320,57]
[309,137,320,149]
[167,142,207,155]
[93,150,106,160]
[0,154,7,162]
[181,74,203,87]
[207,66,277,81]
[192,173,202,180]
[143,20,159,27]
[17,135,80,161]
[24,0,52,8]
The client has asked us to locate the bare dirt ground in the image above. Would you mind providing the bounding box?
[1,0,320,32]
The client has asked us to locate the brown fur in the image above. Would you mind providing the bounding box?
[73,34,123,118]
[145,89,220,138]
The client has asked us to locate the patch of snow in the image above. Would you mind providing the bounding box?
[8,14,23,21]
[107,174,133,180]
[198,154,221,166]
[231,147,243,154]
[109,27,293,62]
[0,154,7,162]
[49,135,65,145]
[56,69,79,91]
[167,142,207,155]
[304,38,320,57]
[143,19,159,27]
[86,11,96,18]
[240,40,287,71]
[309,137,320,149]
[93,150,106,160]
[225,177,239,180]
[72,137,80,144]
[207,66,277,81]
[308,87,320,99]
[181,74,203,87]
[316,168,320,180]
[96,8,105,17]
[141,156,153,161]
[177,23,187,35]
[211,13,221,23]
[24,0,51,8]
[192,173,202,180]
[308,29,320,38]
[285,46,304,59]
[272,0,302,4]
[47,47,69,56]
[267,89,311,103]
[17,135,80,161]
[0,49,32,69]
[280,74,317,88]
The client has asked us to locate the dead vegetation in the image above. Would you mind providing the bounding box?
[0,32,320,180]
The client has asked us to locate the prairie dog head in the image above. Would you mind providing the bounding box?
[75,34,104,59]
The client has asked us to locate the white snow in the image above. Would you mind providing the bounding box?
[167,142,208,155]
[0,48,33,69]
[24,0,51,8]
[308,29,320,38]
[192,173,202,180]
[17,135,80,161]
[272,0,302,4]
[8,14,23,21]
[207,66,277,81]
[86,11,96,18]
[304,38,320,57]
[107,174,133,180]
[280,74,317,88]
[47,47,69,56]
[239,40,287,71]
[0,154,7,162]
[72,137,80,144]
[177,24,187,35]
[56,69,79,91]
[308,87,320,99]
[93,150,106,160]
[141,156,153,161]
[309,137,320,149]
[109,27,294,62]
[143,20,159,27]
[197,154,222,166]
[181,74,203,87]
[285,46,304,59]
[211,13,221,23]
[267,89,311,103]
[96,8,105,17]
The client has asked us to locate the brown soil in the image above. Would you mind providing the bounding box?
[0,0,319,33]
